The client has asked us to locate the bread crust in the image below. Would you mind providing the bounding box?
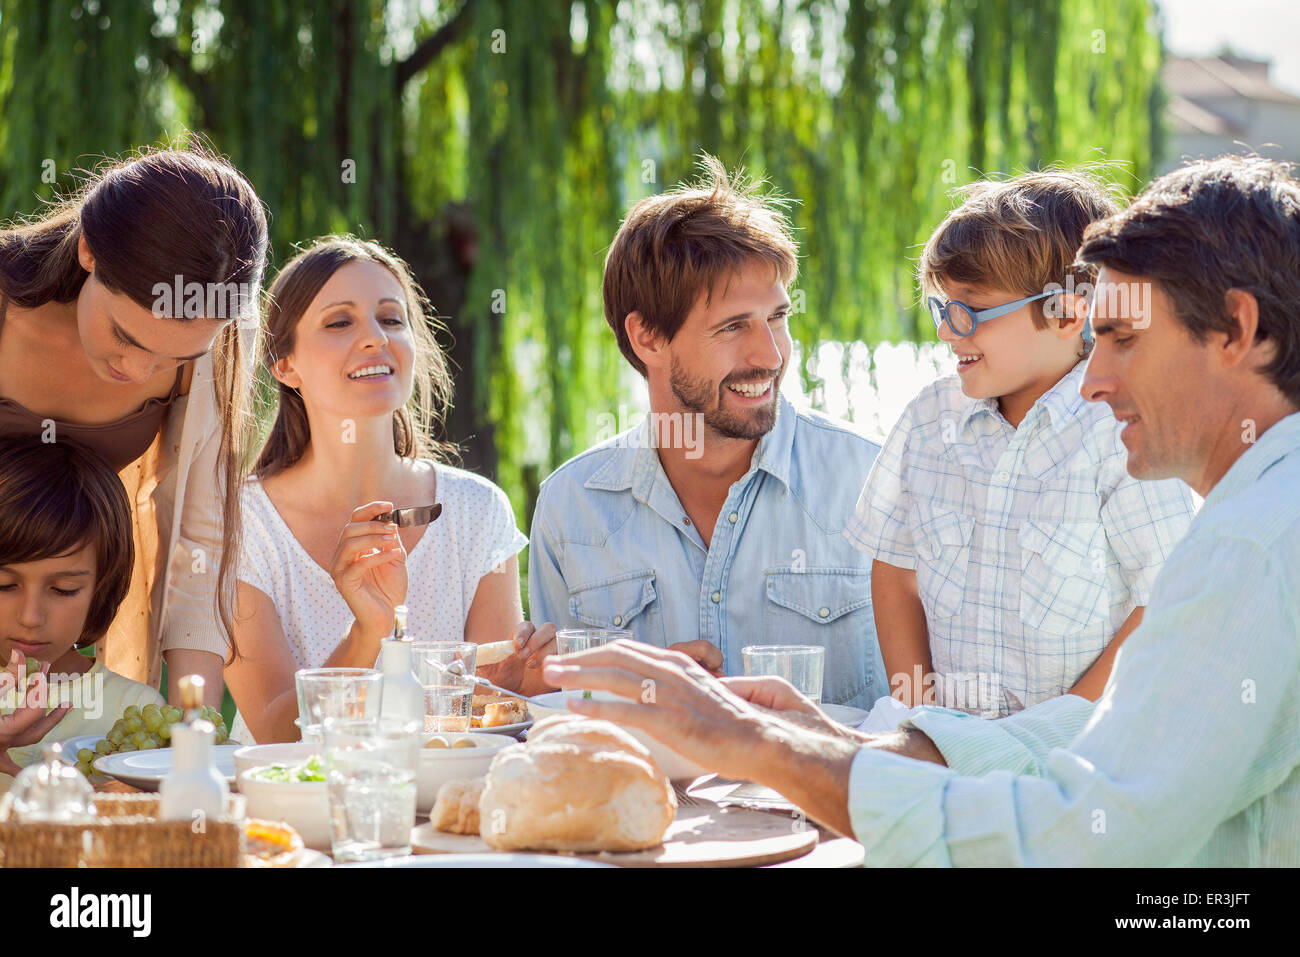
[479,716,675,852]
[431,777,486,835]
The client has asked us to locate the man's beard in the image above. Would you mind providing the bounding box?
[669,355,782,441]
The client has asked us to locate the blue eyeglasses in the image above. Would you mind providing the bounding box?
[927,290,1060,338]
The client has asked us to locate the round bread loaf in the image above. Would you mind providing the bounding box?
[526,714,658,761]
[479,716,676,852]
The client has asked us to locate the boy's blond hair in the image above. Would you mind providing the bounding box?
[920,170,1120,350]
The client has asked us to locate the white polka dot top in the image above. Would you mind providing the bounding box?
[230,460,527,744]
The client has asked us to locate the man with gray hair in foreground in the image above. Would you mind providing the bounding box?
[543,154,1300,866]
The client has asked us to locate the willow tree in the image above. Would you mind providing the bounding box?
[0,0,1163,526]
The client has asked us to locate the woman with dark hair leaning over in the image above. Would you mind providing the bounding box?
[0,144,269,706]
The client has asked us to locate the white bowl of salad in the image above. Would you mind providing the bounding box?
[238,756,331,851]
[233,743,319,782]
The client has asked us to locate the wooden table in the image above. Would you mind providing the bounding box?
[680,776,865,868]
[95,775,863,867]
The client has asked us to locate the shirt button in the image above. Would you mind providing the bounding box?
[613,615,623,626]
[710,591,721,603]
[818,607,830,618]
[995,470,1011,483]
[683,516,692,526]
[728,512,738,524]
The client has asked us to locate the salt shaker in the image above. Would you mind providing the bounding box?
[11,742,96,824]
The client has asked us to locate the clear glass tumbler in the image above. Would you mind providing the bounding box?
[295,667,383,746]
[554,628,633,655]
[740,645,826,703]
[323,716,421,863]
[412,642,477,733]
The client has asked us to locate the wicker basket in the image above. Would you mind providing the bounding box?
[0,792,246,868]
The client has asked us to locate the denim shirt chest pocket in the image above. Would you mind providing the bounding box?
[911,503,975,620]
[762,567,874,705]
[568,570,666,646]
[1018,517,1110,635]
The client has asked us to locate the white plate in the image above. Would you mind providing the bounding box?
[337,853,615,868]
[471,718,533,737]
[821,703,870,726]
[296,849,332,868]
[93,745,241,792]
[58,734,114,784]
[58,733,107,758]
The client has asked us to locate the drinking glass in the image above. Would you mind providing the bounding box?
[740,645,826,703]
[554,628,633,655]
[295,668,383,746]
[412,642,478,732]
[323,716,421,862]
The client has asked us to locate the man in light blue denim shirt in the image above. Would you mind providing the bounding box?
[528,157,887,708]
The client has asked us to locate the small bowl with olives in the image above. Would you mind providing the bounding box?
[416,732,514,814]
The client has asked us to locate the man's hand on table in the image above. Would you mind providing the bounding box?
[542,640,866,834]
[718,675,862,739]
[541,640,951,837]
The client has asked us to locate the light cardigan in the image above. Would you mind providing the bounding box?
[102,323,249,686]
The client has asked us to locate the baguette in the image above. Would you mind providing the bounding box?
[474,639,517,667]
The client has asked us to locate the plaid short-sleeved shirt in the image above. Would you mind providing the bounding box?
[845,361,1198,717]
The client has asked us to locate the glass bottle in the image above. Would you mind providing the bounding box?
[11,742,95,823]
[379,604,423,724]
[158,675,228,822]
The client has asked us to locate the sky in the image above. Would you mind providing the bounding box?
[1159,0,1300,95]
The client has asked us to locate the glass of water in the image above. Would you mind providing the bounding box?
[412,642,477,732]
[295,667,383,746]
[323,716,421,863]
[554,628,633,655]
[740,645,826,703]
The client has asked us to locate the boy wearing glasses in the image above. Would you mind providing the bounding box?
[847,171,1197,722]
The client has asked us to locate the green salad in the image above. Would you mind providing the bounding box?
[250,755,325,783]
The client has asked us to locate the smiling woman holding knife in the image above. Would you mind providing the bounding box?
[226,237,554,744]
[0,146,268,707]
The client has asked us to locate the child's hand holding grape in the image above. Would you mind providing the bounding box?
[0,651,72,777]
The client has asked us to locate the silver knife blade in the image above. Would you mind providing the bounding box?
[377,503,442,527]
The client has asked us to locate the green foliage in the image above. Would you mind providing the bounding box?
[0,0,1163,525]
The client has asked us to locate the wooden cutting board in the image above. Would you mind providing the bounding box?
[411,803,819,867]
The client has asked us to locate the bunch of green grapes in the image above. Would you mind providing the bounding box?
[73,703,230,778]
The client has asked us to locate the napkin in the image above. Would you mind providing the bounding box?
[857,695,919,733]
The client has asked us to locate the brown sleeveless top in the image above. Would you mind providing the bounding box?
[0,297,185,472]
